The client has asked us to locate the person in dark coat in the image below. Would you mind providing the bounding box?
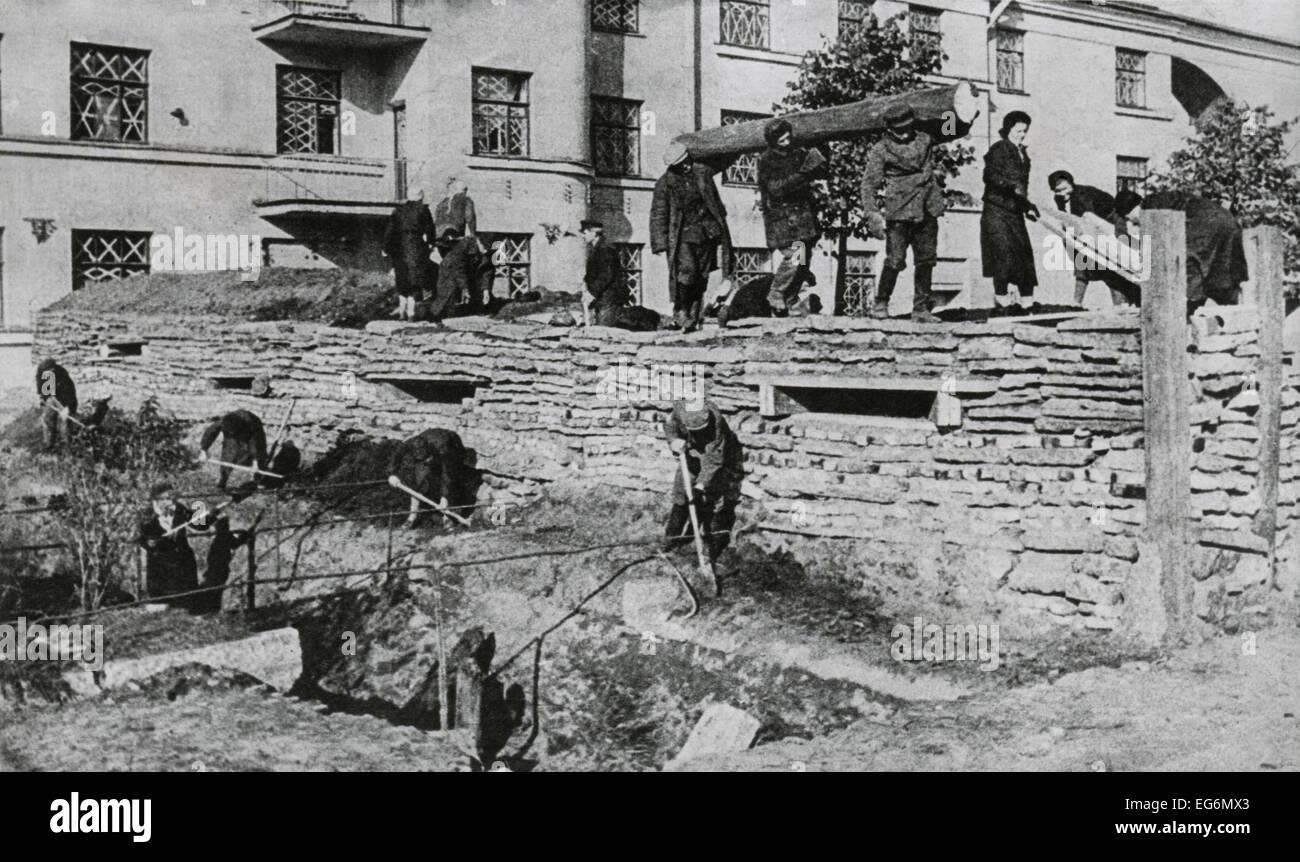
[757,118,827,316]
[391,428,472,528]
[981,111,1040,307]
[663,398,743,565]
[651,141,734,332]
[199,409,268,492]
[1047,170,1137,307]
[581,219,632,326]
[136,483,198,608]
[193,514,256,615]
[35,358,77,450]
[433,177,489,314]
[860,103,973,321]
[1115,189,1247,309]
[383,187,437,321]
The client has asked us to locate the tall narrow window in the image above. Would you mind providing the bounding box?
[734,248,773,288]
[592,96,642,177]
[277,66,341,155]
[841,251,877,317]
[995,28,1024,92]
[1115,48,1146,108]
[720,0,770,50]
[592,0,638,33]
[721,110,769,187]
[70,43,149,143]
[473,69,530,157]
[838,0,872,40]
[615,243,643,304]
[488,233,532,296]
[909,6,942,59]
[1116,156,1148,195]
[71,229,152,291]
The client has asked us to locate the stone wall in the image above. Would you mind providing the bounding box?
[33,307,1298,629]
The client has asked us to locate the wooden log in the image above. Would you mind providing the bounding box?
[675,81,979,160]
[1140,209,1194,642]
[1035,207,1144,284]
[1242,226,1285,585]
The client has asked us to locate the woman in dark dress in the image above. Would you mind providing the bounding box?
[981,111,1040,308]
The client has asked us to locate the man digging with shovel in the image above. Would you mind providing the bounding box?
[663,397,743,596]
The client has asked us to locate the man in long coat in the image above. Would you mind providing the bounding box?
[383,187,436,320]
[860,103,972,321]
[651,141,733,332]
[757,118,827,316]
[581,219,631,326]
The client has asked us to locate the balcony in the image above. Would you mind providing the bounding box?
[254,154,403,219]
[252,0,429,50]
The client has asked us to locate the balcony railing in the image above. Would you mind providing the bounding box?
[253,0,428,48]
[254,154,404,217]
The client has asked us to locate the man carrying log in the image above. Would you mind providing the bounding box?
[651,142,733,333]
[757,119,828,317]
[860,103,971,322]
[663,398,743,567]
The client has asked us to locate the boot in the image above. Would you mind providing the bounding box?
[872,266,899,318]
[911,264,940,323]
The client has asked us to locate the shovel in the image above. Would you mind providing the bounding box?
[678,449,718,597]
[387,475,473,527]
[198,451,284,480]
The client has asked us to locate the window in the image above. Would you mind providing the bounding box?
[473,69,530,157]
[615,243,642,304]
[488,233,532,296]
[70,43,149,143]
[734,248,773,288]
[592,0,638,33]
[277,66,341,155]
[592,96,641,177]
[71,229,151,291]
[720,0,769,50]
[721,110,769,187]
[841,251,876,317]
[909,6,942,59]
[1115,48,1146,108]
[838,0,872,40]
[1116,156,1148,195]
[995,28,1024,92]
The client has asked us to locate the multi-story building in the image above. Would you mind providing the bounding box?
[1,0,1297,380]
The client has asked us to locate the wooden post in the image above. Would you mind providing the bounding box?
[136,547,147,600]
[273,491,282,584]
[1141,209,1194,641]
[245,529,257,612]
[453,659,485,760]
[1243,226,1286,584]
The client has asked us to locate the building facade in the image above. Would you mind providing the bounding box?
[0,0,1297,365]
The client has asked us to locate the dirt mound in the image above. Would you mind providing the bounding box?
[490,288,583,321]
[47,268,397,328]
[0,407,47,452]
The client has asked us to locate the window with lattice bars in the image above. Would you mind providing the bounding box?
[71,229,151,291]
[838,0,872,40]
[909,6,941,59]
[720,0,769,49]
[1116,156,1148,195]
[592,0,638,33]
[473,68,530,157]
[1115,49,1146,108]
[841,251,877,317]
[734,247,773,288]
[592,96,641,177]
[615,243,642,304]
[721,110,769,187]
[276,65,341,155]
[996,28,1024,92]
[489,233,532,296]
[70,43,149,143]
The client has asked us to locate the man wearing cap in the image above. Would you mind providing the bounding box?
[581,219,632,326]
[758,118,828,317]
[860,102,973,322]
[663,398,743,566]
[651,141,734,333]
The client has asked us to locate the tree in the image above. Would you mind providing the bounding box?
[777,11,976,314]
[1148,100,1300,276]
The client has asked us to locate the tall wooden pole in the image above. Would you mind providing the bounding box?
[1243,226,1286,586]
[1141,209,1194,641]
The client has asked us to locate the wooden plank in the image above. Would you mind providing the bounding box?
[1243,226,1285,583]
[675,82,978,161]
[666,703,760,768]
[1141,208,1194,641]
